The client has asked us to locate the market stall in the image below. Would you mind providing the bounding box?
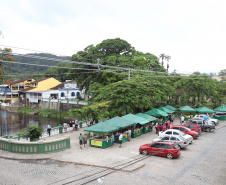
[105,116,136,143]
[122,114,149,138]
[178,105,196,120]
[213,105,226,120]
[135,113,157,133]
[84,122,119,148]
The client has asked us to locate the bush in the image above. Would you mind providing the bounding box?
[17,124,44,141]
[17,106,32,114]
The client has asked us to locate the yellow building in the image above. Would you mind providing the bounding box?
[19,77,62,105]
[0,78,35,105]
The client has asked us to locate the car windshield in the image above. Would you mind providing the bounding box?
[186,127,192,131]
[173,144,179,149]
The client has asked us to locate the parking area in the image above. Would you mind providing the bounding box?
[1,118,226,184]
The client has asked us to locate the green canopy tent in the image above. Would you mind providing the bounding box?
[84,121,119,133]
[178,105,196,112]
[122,114,149,125]
[157,107,174,114]
[195,107,216,113]
[214,104,226,112]
[104,116,136,129]
[163,105,178,111]
[122,114,150,137]
[145,108,168,117]
[135,113,157,122]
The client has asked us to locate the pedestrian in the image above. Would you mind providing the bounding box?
[119,133,123,148]
[111,133,114,147]
[163,124,166,131]
[171,115,174,123]
[46,124,51,137]
[63,122,68,133]
[90,132,93,138]
[168,120,171,129]
[75,119,78,131]
[83,134,87,147]
[165,121,168,130]
[181,115,185,125]
[155,122,158,134]
[79,133,83,149]
[69,121,73,133]
[128,128,131,141]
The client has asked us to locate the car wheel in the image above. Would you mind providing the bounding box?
[142,149,148,155]
[166,153,173,159]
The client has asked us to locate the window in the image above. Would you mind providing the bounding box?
[173,127,179,130]
[190,125,195,128]
[162,137,169,140]
[176,138,180,141]
[180,128,186,131]
[171,137,176,141]
[151,143,160,148]
[160,144,168,149]
[165,131,172,135]
[61,92,65,97]
[71,92,75,96]
[173,131,179,135]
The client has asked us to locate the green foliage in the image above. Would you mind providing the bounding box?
[38,109,59,118]
[218,69,226,76]
[17,106,33,114]
[17,125,44,141]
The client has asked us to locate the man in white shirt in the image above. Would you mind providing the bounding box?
[119,133,123,148]
[128,129,131,141]
[181,115,185,125]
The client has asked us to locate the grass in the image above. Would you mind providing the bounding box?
[17,106,33,114]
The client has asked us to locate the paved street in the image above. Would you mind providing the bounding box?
[0,119,226,185]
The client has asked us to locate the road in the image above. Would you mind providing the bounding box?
[1,121,226,185]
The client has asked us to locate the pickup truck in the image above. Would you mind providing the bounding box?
[187,118,215,132]
[193,114,219,125]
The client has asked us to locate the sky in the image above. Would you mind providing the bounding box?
[0,0,226,75]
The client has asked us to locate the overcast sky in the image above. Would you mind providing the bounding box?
[0,0,225,74]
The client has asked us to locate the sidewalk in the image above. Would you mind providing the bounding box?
[0,118,203,170]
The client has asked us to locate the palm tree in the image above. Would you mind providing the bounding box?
[159,53,165,66]
[165,55,171,73]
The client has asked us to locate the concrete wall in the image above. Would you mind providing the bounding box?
[39,101,83,112]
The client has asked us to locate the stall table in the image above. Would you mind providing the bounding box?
[143,126,152,134]
[131,128,143,138]
[89,138,112,148]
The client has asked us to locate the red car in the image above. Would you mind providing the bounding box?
[139,141,181,159]
[171,125,199,139]
[184,123,201,134]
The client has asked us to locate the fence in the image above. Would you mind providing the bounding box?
[0,136,70,154]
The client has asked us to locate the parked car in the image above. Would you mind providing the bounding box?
[152,135,189,149]
[187,118,215,132]
[170,125,199,139]
[184,123,201,134]
[139,141,181,159]
[193,114,219,125]
[159,129,193,144]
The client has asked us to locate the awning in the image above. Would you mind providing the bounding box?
[214,104,226,112]
[163,105,178,111]
[0,92,4,95]
[178,105,196,112]
[84,122,119,133]
[122,114,149,125]
[145,108,168,117]
[195,107,215,113]
[157,107,174,113]
[105,116,136,129]
[135,113,157,122]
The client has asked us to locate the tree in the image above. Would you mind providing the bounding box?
[165,55,171,73]
[218,69,226,76]
[68,38,163,92]
[159,53,165,66]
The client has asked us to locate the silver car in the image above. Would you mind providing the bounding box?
[152,135,189,149]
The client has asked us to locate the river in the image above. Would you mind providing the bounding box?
[0,110,65,137]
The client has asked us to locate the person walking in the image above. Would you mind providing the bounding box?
[69,121,73,133]
[79,133,83,149]
[83,134,88,147]
[63,122,68,133]
[128,128,131,142]
[181,115,185,125]
[75,119,78,131]
[111,133,115,147]
[46,124,51,137]
[163,124,166,131]
[119,133,123,148]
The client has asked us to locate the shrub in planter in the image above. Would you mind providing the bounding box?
[17,125,44,142]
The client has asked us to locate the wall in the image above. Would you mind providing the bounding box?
[39,101,83,112]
